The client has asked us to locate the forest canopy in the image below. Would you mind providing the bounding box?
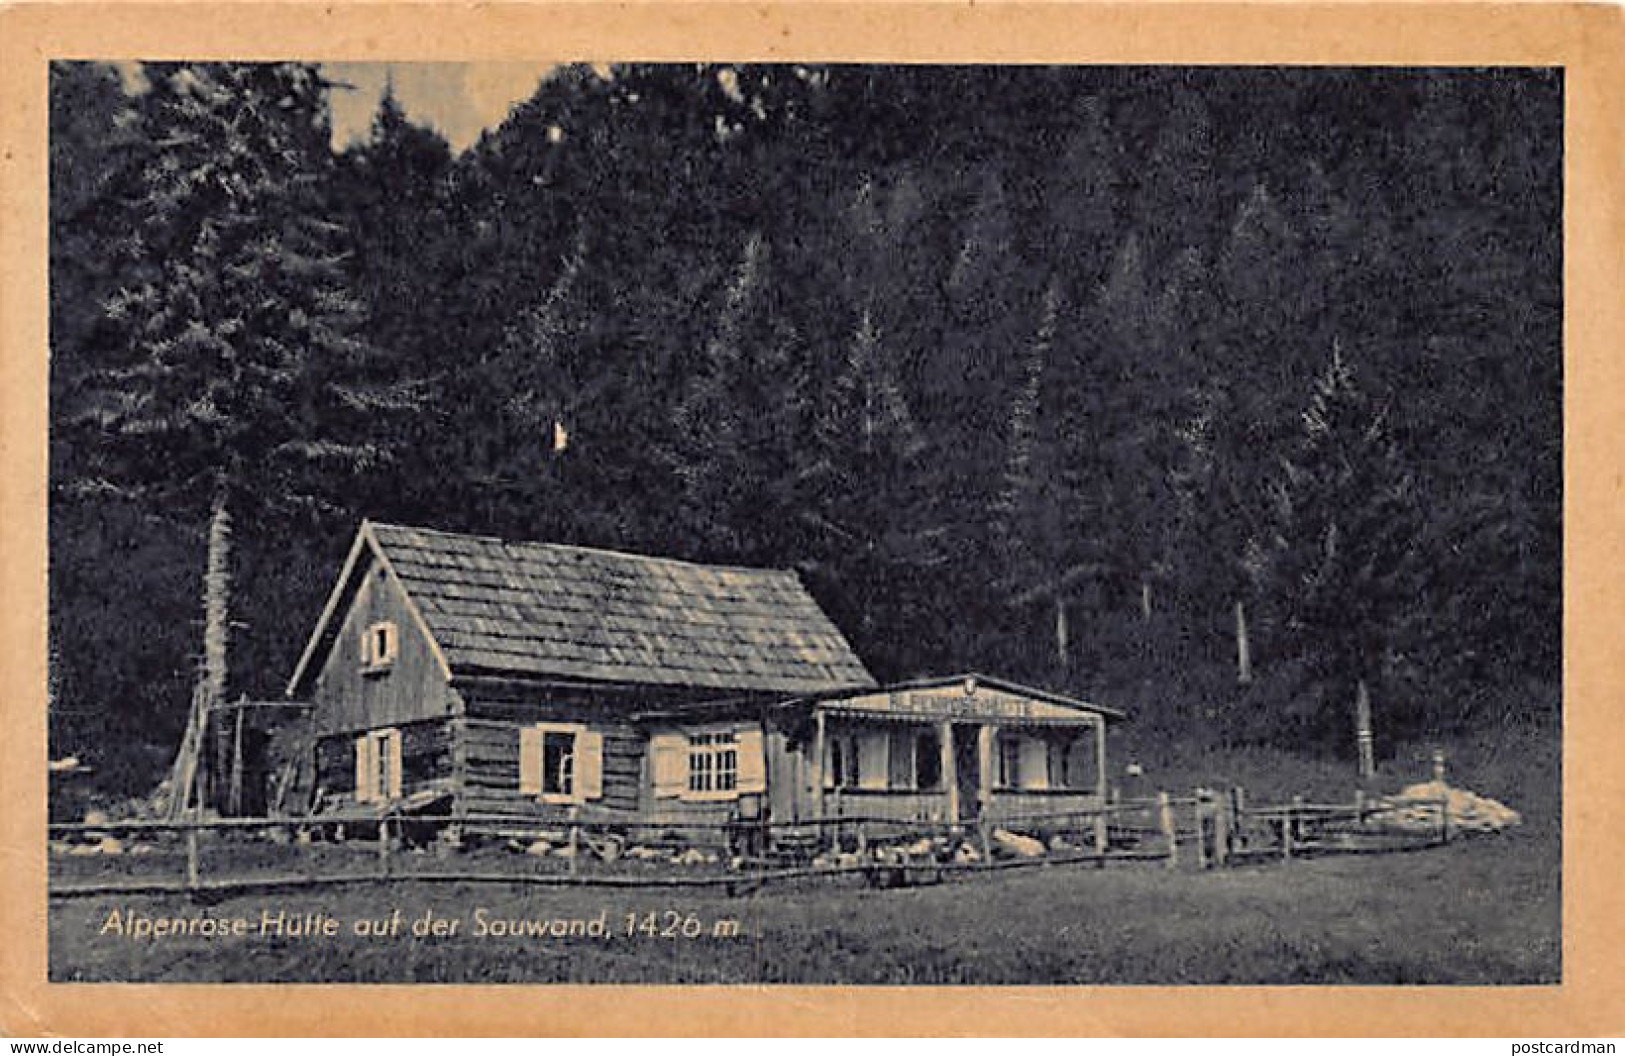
[48,62,1562,796]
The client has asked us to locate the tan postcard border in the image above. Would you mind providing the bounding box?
[1,0,1622,1037]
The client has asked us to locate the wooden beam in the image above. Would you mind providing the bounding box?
[976,725,995,815]
[1093,717,1108,854]
[812,709,827,822]
[209,700,314,712]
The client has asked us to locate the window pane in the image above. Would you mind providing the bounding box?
[999,736,1021,788]
[915,730,941,790]
[543,733,574,795]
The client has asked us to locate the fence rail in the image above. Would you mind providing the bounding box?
[48,786,1454,900]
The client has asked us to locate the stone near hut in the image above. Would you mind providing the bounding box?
[672,847,717,867]
[1372,781,1522,834]
[992,828,1045,858]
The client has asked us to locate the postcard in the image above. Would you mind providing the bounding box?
[2,0,1622,1038]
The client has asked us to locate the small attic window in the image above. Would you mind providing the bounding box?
[361,620,399,672]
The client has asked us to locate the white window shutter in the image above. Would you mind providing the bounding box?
[355,735,372,802]
[519,726,543,796]
[857,729,889,790]
[736,727,766,793]
[650,733,685,798]
[1020,736,1050,790]
[576,729,603,801]
[387,730,404,798]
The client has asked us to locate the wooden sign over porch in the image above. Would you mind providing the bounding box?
[819,683,1104,725]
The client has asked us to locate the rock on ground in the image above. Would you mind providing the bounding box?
[1372,781,1521,834]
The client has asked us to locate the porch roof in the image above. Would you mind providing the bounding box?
[633,672,1126,724]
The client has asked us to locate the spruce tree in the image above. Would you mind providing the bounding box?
[798,308,941,671]
[80,63,412,812]
[1261,345,1424,749]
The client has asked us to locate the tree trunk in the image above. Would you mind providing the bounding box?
[200,481,232,813]
[1140,580,1153,622]
[1234,599,1252,685]
[1054,595,1069,669]
[1355,678,1374,779]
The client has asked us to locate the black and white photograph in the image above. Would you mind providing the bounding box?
[42,59,1562,987]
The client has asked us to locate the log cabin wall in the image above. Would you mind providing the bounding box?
[455,686,666,820]
[457,716,642,820]
[308,554,459,738]
[314,716,457,807]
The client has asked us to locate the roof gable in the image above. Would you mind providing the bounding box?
[289,521,876,697]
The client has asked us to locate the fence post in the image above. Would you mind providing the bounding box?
[1291,794,1305,853]
[1158,791,1177,869]
[1231,786,1247,854]
[977,816,992,867]
[1213,794,1230,867]
[1438,791,1452,845]
[1281,804,1294,861]
[185,822,200,891]
[1194,790,1210,870]
[1354,788,1365,826]
[569,814,580,877]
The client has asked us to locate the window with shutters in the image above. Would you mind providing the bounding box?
[687,732,738,795]
[354,727,402,803]
[660,725,764,802]
[520,724,602,805]
[360,620,398,673]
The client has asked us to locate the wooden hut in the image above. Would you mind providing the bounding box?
[279,522,1121,836]
[282,521,875,823]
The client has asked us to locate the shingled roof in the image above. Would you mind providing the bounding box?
[287,521,876,697]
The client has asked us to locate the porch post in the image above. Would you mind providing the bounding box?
[812,709,827,821]
[1093,715,1108,853]
[977,725,996,817]
[939,720,957,823]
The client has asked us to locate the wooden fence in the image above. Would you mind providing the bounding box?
[47,788,1452,901]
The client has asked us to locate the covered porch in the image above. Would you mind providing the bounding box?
[796,675,1117,829]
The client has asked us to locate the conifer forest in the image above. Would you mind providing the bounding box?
[48,63,1562,797]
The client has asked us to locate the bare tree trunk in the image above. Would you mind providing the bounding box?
[1355,678,1374,779]
[200,480,232,813]
[1054,595,1069,669]
[1234,599,1252,685]
[1140,580,1153,622]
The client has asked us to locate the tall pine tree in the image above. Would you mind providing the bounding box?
[81,63,414,810]
[1260,345,1425,749]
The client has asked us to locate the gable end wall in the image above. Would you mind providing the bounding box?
[311,553,459,736]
